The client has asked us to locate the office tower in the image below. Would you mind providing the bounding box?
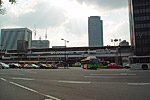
[32,40,50,49]
[88,16,103,47]
[129,0,150,56]
[1,28,32,50]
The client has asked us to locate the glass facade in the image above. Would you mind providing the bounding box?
[88,16,103,47]
[129,0,150,56]
[1,28,32,50]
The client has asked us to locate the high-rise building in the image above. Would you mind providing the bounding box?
[129,0,150,56]
[88,16,103,47]
[1,28,32,50]
[32,40,50,49]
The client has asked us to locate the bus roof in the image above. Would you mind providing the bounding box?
[87,56,97,59]
[129,56,150,58]
[81,59,89,62]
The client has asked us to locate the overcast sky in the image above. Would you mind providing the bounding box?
[0,0,130,47]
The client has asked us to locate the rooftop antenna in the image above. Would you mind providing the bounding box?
[45,29,47,40]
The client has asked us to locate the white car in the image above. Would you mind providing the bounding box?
[0,62,9,69]
[24,64,40,69]
[123,64,130,69]
[9,63,21,68]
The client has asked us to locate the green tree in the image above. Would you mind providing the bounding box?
[0,0,16,6]
[9,0,16,4]
[0,0,16,14]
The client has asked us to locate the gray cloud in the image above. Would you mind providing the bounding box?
[18,2,67,28]
[0,15,9,27]
[65,18,87,35]
[0,1,67,29]
[76,0,128,10]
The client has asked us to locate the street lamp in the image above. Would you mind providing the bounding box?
[111,38,121,65]
[118,45,122,65]
[111,39,121,46]
[61,38,69,68]
[61,38,69,47]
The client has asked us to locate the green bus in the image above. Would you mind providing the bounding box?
[81,58,99,69]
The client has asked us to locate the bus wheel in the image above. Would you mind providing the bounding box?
[142,65,148,70]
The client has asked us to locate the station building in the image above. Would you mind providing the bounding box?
[1,46,133,66]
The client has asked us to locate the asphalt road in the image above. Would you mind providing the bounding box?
[0,68,150,100]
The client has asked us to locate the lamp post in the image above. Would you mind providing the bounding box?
[61,38,69,68]
[118,45,122,65]
[111,38,121,65]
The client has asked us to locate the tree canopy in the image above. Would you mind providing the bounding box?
[0,0,16,6]
[0,0,16,14]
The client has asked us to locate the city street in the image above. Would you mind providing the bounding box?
[0,68,150,100]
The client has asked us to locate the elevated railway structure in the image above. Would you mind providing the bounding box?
[0,46,133,65]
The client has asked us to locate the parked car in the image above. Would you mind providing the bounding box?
[9,63,21,68]
[56,63,63,67]
[24,64,40,69]
[38,64,47,69]
[0,62,9,69]
[107,63,121,69]
[20,64,26,68]
[46,64,58,69]
[123,64,130,69]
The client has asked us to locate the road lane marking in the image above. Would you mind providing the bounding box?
[58,81,91,84]
[10,82,38,93]
[0,78,6,81]
[9,82,61,100]
[85,76,138,78]
[128,83,150,86]
[12,73,25,75]
[120,73,136,75]
[11,77,35,81]
[90,73,136,76]
[0,73,24,75]
[27,72,37,74]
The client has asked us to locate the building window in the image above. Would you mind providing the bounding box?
[140,9,142,13]
[148,24,150,28]
[144,24,146,28]
[143,9,146,13]
[146,16,149,20]
[141,24,143,28]
[136,32,140,36]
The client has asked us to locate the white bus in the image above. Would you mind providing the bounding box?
[129,56,150,70]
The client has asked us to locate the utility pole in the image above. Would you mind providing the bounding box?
[61,38,69,68]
